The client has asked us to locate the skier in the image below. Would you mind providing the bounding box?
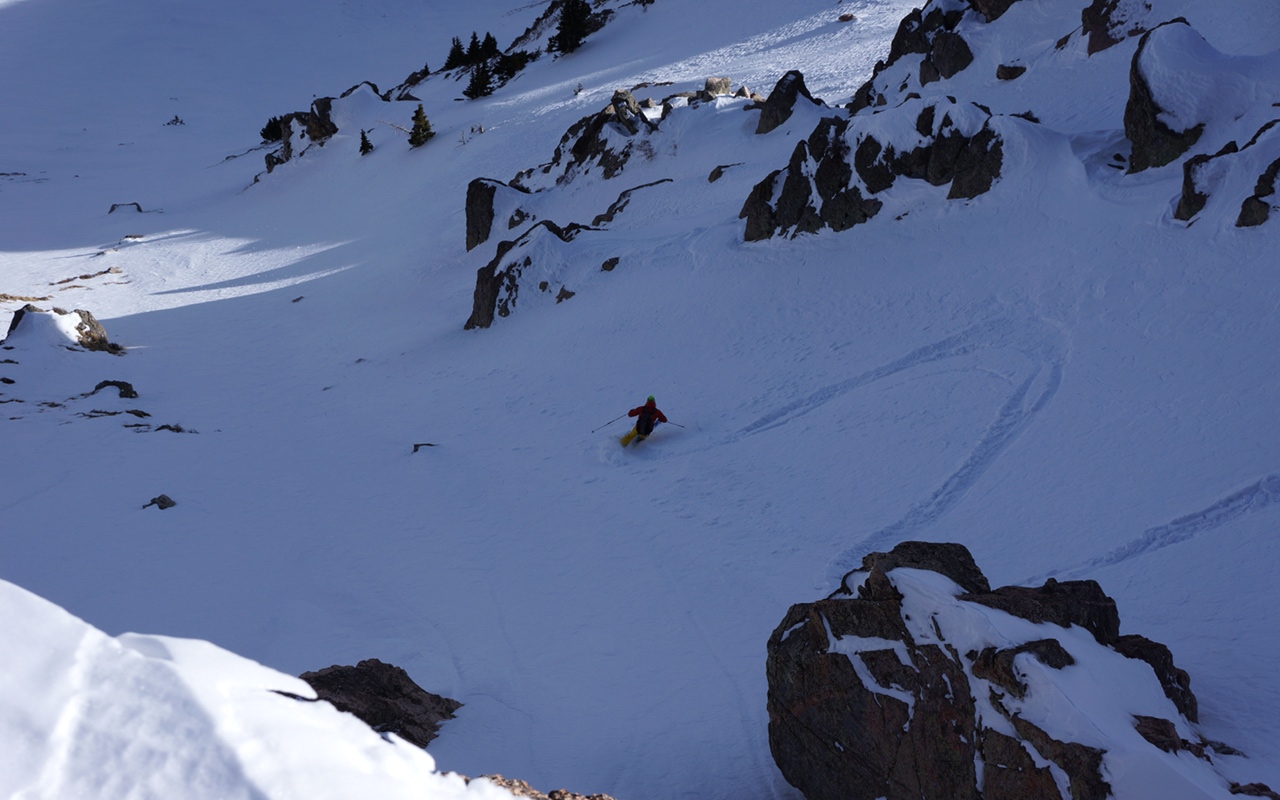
[620,395,667,447]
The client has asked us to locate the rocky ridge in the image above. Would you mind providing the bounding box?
[766,541,1272,800]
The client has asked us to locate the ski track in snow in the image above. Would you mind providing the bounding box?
[1033,473,1280,583]
[726,314,1069,589]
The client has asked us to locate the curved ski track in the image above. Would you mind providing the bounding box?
[1032,473,1280,583]
[730,313,1067,589]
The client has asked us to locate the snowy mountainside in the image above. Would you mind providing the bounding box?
[0,578,517,800]
[1,0,1279,798]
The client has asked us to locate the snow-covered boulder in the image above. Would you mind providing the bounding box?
[0,579,516,800]
[2,304,122,354]
[766,541,1273,800]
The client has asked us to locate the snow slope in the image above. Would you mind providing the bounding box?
[2,0,1278,797]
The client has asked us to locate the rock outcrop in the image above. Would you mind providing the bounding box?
[1124,20,1204,173]
[514,89,659,188]
[755,71,822,135]
[767,541,1267,800]
[298,658,461,749]
[465,220,594,330]
[3,304,123,353]
[264,99,339,173]
[1081,0,1153,54]
[742,97,1006,240]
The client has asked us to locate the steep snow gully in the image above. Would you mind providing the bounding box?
[2,0,1279,797]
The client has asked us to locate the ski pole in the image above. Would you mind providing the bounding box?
[665,421,686,429]
[591,413,628,433]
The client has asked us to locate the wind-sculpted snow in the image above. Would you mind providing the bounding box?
[0,580,516,800]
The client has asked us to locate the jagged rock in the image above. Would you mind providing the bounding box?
[467,179,500,252]
[704,76,732,96]
[1115,634,1198,721]
[844,540,990,595]
[93,380,139,399]
[744,99,1004,240]
[996,63,1026,80]
[477,774,617,800]
[513,92,658,187]
[1231,783,1280,799]
[265,99,339,173]
[741,116,883,241]
[979,728,1061,799]
[298,658,460,749]
[971,639,1074,699]
[1124,20,1204,172]
[1133,715,1183,752]
[963,577,1121,645]
[4,305,123,353]
[1081,0,1152,54]
[143,494,176,510]
[68,309,121,353]
[927,31,974,83]
[948,124,1005,199]
[607,89,655,137]
[767,541,1219,800]
[967,0,1021,23]
[465,220,592,329]
[756,71,819,135]
[1238,155,1280,227]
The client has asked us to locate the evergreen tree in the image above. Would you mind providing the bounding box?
[408,104,435,147]
[443,37,465,70]
[550,0,592,54]
[481,32,500,59]
[260,116,284,142]
[359,129,374,155]
[465,32,481,64]
[463,62,493,99]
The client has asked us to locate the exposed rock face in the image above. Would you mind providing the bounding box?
[1173,121,1280,226]
[765,541,1246,800]
[3,305,123,353]
[264,99,339,173]
[465,220,593,330]
[1238,154,1280,228]
[966,0,1021,23]
[514,90,659,188]
[755,71,820,135]
[1081,0,1153,54]
[1124,20,1203,173]
[743,98,1005,240]
[467,179,500,252]
[298,658,461,749]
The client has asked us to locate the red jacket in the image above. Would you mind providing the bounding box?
[628,400,667,423]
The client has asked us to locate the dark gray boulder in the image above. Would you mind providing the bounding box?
[265,98,339,173]
[298,658,461,749]
[1081,0,1151,55]
[767,541,1215,800]
[756,71,820,135]
[962,577,1121,645]
[1238,155,1280,227]
[1124,20,1204,173]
